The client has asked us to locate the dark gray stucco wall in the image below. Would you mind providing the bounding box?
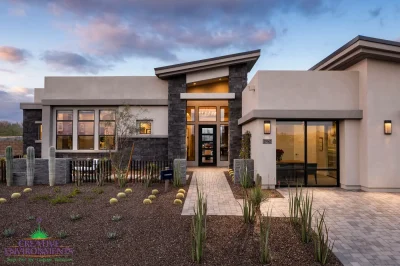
[228,64,248,168]
[12,158,71,186]
[23,109,42,158]
[167,75,187,160]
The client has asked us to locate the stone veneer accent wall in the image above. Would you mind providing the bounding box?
[228,64,248,168]
[23,109,42,157]
[168,75,187,160]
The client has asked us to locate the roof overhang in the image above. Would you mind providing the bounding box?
[20,103,42,110]
[238,109,363,125]
[310,36,400,71]
[154,49,260,79]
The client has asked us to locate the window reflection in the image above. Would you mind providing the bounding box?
[199,107,217,122]
[186,125,195,161]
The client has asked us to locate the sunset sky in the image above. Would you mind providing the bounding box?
[1,0,399,121]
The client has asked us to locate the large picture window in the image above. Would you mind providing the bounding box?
[78,110,94,150]
[276,120,338,187]
[56,110,73,150]
[99,110,116,150]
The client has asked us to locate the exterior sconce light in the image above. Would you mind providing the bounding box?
[264,121,271,134]
[384,120,392,135]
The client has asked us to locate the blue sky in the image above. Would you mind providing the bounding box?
[0,0,399,122]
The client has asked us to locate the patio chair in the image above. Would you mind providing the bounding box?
[296,163,318,184]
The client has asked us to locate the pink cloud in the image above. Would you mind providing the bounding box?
[0,46,31,63]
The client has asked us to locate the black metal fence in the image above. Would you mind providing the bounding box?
[0,159,5,183]
[130,160,173,183]
[70,159,112,183]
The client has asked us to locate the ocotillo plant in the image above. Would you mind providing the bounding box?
[26,146,35,186]
[48,146,55,186]
[5,146,13,186]
[191,184,207,263]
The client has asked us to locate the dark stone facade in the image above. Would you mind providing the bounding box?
[12,158,71,186]
[23,109,42,158]
[228,64,248,168]
[167,75,187,160]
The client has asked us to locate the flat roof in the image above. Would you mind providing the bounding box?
[154,49,260,79]
[310,36,400,70]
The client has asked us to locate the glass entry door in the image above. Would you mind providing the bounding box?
[199,125,217,166]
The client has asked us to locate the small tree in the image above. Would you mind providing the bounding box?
[239,131,251,159]
[104,105,148,187]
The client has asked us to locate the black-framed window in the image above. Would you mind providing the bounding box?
[138,121,151,134]
[220,106,229,122]
[198,106,217,122]
[78,110,94,150]
[220,125,228,161]
[56,110,73,150]
[187,106,195,122]
[99,110,116,150]
[276,120,339,187]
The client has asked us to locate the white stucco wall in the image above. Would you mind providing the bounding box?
[339,120,360,189]
[242,119,276,188]
[34,88,44,103]
[43,76,168,100]
[243,71,359,115]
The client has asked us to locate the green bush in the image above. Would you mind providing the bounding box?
[58,230,68,239]
[50,195,73,205]
[67,188,81,198]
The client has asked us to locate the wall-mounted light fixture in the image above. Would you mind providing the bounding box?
[384,120,392,135]
[264,121,271,134]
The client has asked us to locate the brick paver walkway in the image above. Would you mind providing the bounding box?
[182,168,400,265]
[181,168,241,215]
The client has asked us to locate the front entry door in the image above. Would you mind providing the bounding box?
[199,125,217,166]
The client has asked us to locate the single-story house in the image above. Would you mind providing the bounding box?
[20,35,400,192]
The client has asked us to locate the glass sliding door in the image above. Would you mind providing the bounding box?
[276,120,339,187]
[276,121,305,186]
[305,121,338,186]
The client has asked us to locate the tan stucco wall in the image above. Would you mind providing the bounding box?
[43,76,168,100]
[243,71,360,116]
[34,88,44,103]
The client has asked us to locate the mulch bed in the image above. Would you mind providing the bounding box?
[0,173,341,266]
[224,171,284,199]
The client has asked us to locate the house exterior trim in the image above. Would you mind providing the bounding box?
[238,110,363,125]
[180,93,235,100]
[41,99,168,106]
[20,103,42,109]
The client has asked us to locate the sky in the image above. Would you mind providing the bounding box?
[0,0,399,122]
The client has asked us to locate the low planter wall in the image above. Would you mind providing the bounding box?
[12,158,71,186]
[233,159,254,184]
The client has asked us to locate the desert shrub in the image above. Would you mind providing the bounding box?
[107,232,117,239]
[240,163,253,188]
[191,184,207,263]
[299,191,313,243]
[260,211,272,264]
[3,228,15,237]
[53,186,61,193]
[58,230,68,239]
[242,191,255,224]
[50,195,73,205]
[92,187,104,194]
[32,194,52,201]
[249,178,268,226]
[67,188,81,198]
[70,214,82,221]
[288,185,302,225]
[27,215,35,220]
[314,210,334,265]
[112,215,122,222]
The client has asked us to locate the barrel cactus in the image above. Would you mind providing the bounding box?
[109,198,118,205]
[0,198,7,204]
[5,146,13,186]
[26,146,35,186]
[23,188,32,193]
[176,192,185,199]
[178,189,186,194]
[173,199,183,205]
[117,192,126,198]
[48,146,56,186]
[148,195,156,200]
[11,193,21,199]
[151,189,159,195]
[143,199,152,204]
[125,188,132,194]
